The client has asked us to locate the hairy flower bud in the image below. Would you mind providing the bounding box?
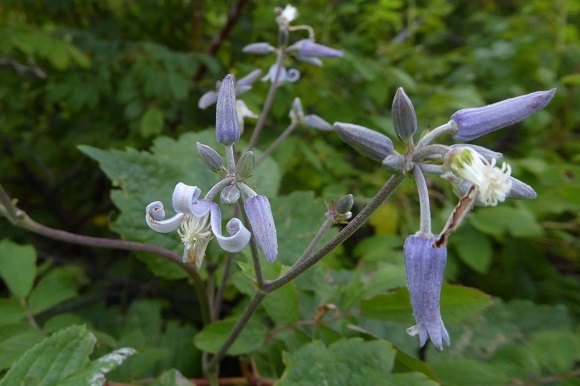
[196,142,223,173]
[216,74,240,145]
[392,87,417,143]
[244,195,278,263]
[236,151,255,180]
[451,89,556,141]
[404,234,450,350]
[334,122,394,161]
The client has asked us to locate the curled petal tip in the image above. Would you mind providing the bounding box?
[145,201,185,233]
[210,203,251,252]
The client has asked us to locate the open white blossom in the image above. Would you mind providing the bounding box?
[447,147,512,206]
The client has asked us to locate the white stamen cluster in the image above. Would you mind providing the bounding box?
[449,147,512,206]
[177,214,213,267]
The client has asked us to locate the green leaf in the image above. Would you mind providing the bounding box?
[194,318,267,356]
[58,347,137,386]
[0,331,45,371]
[0,240,37,298]
[140,106,164,138]
[529,330,580,373]
[431,359,510,386]
[450,225,492,273]
[263,280,300,326]
[276,338,396,385]
[0,298,27,326]
[468,204,543,238]
[0,325,95,386]
[360,284,492,323]
[28,266,85,314]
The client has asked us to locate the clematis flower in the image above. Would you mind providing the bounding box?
[287,39,343,67]
[262,63,300,84]
[146,183,251,268]
[244,195,278,263]
[404,234,450,350]
[445,146,512,207]
[450,89,556,141]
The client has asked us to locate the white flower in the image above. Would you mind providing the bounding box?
[236,100,258,133]
[447,147,512,206]
[279,4,298,24]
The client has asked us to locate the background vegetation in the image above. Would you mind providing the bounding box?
[0,0,579,384]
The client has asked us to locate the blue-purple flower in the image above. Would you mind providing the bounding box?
[244,195,278,263]
[333,122,394,161]
[146,183,251,268]
[451,89,556,141]
[404,234,450,350]
[288,39,343,67]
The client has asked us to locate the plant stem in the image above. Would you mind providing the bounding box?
[416,122,456,149]
[255,120,298,166]
[413,166,432,236]
[0,184,212,326]
[240,205,265,289]
[205,291,267,373]
[264,173,405,292]
[247,50,285,150]
[292,216,334,267]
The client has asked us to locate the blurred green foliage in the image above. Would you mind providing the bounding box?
[0,0,578,384]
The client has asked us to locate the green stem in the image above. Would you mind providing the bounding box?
[247,50,286,150]
[413,166,432,236]
[264,173,405,292]
[205,291,267,373]
[240,205,265,289]
[292,216,334,267]
[255,120,298,166]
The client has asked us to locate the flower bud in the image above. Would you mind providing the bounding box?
[220,185,241,205]
[244,195,278,263]
[289,97,304,123]
[304,114,332,131]
[451,89,556,141]
[335,194,354,215]
[404,234,450,350]
[242,43,275,55]
[382,153,406,173]
[236,151,255,180]
[196,142,223,173]
[334,122,394,161]
[392,87,417,143]
[216,74,240,145]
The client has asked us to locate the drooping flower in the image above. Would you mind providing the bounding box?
[287,39,343,66]
[244,195,278,263]
[445,146,512,206]
[146,183,251,268]
[450,89,556,141]
[404,234,450,350]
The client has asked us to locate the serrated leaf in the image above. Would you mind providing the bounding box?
[194,318,267,356]
[0,325,95,386]
[0,240,37,298]
[0,331,45,371]
[360,285,492,323]
[59,347,137,386]
[276,338,396,385]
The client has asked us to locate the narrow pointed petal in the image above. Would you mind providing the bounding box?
[209,203,251,252]
[305,114,333,131]
[198,91,217,109]
[242,43,275,55]
[244,195,278,263]
[451,89,556,141]
[506,177,537,199]
[145,201,185,233]
[404,235,450,350]
[216,74,240,145]
[392,87,417,142]
[289,39,343,59]
[334,122,394,161]
[172,183,202,215]
[236,69,263,88]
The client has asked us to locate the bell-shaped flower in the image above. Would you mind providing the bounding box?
[445,146,512,206]
[146,183,251,268]
[334,122,394,161]
[450,89,556,141]
[216,74,240,145]
[288,39,343,67]
[404,234,450,350]
[262,63,300,84]
[244,195,278,263]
